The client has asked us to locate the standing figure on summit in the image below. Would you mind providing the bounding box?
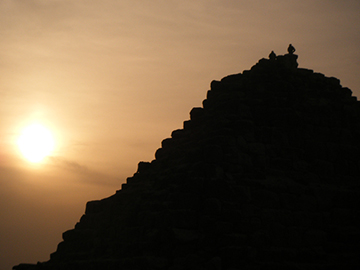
[269,51,277,61]
[288,44,295,54]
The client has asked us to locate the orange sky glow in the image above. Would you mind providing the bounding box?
[1,1,360,269]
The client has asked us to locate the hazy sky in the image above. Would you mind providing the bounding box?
[1,0,360,269]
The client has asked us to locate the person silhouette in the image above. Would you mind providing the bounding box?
[269,51,277,61]
[287,44,295,54]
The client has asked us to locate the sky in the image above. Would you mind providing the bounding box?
[1,0,360,269]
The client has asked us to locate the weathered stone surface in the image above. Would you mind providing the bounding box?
[14,48,360,270]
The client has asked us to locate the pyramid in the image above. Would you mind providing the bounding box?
[14,48,360,270]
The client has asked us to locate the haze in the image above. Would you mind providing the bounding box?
[1,1,360,269]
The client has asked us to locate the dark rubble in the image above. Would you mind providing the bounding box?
[14,50,360,270]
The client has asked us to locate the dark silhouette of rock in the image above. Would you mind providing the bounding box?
[288,43,296,54]
[14,49,360,270]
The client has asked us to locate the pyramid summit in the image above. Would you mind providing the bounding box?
[14,48,360,270]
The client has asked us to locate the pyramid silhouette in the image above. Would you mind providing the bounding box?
[14,49,360,270]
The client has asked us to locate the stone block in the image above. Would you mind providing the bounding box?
[85,200,102,215]
[252,189,280,208]
[210,80,222,92]
[172,228,199,243]
[303,229,327,247]
[330,207,355,226]
[137,161,151,174]
[219,245,257,267]
[203,144,224,163]
[171,129,185,139]
[190,107,204,121]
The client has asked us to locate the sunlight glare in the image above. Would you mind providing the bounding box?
[17,123,55,163]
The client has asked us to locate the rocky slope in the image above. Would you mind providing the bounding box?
[14,50,360,270]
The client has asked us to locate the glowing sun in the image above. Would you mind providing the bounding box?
[17,123,55,163]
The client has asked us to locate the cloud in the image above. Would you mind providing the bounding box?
[48,156,89,173]
[46,155,120,187]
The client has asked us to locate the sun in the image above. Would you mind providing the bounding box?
[17,123,55,163]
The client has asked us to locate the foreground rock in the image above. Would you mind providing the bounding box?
[14,49,360,269]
